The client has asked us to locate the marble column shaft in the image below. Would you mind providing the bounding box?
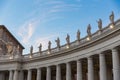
[13,70,18,80]
[99,53,107,80]
[27,69,32,80]
[66,62,71,80]
[9,70,13,80]
[46,66,51,80]
[112,48,120,80]
[77,60,82,80]
[88,57,94,80]
[37,68,41,80]
[56,64,61,80]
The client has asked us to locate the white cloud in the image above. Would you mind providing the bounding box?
[18,0,82,54]
[18,21,37,44]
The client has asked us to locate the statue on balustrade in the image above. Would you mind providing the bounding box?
[66,34,70,45]
[97,19,102,32]
[48,41,51,51]
[77,30,80,41]
[109,11,114,24]
[55,37,60,48]
[30,45,33,55]
[87,24,92,37]
[38,43,42,53]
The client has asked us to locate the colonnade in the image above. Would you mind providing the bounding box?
[4,48,120,80]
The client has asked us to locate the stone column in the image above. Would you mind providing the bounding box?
[19,70,24,80]
[27,69,32,80]
[88,57,94,80]
[46,66,51,80]
[66,62,71,80]
[9,70,13,80]
[13,70,18,80]
[99,53,107,80]
[37,68,41,80]
[112,48,120,80]
[77,60,82,80]
[56,64,61,80]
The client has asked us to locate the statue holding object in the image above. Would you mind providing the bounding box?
[38,43,42,53]
[55,37,60,48]
[87,24,92,37]
[109,11,114,24]
[97,19,102,32]
[66,34,70,45]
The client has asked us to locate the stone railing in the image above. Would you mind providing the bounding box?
[0,18,120,61]
[22,19,120,60]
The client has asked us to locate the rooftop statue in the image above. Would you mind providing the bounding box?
[38,43,42,53]
[55,37,60,48]
[97,19,102,32]
[87,24,92,37]
[30,45,33,54]
[109,11,114,24]
[66,34,70,45]
[77,30,80,41]
[48,41,51,51]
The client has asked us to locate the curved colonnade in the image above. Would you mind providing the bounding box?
[0,19,120,80]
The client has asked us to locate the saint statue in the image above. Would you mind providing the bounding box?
[77,30,80,41]
[55,37,60,48]
[109,11,114,24]
[38,43,42,53]
[66,34,70,45]
[30,45,33,54]
[48,41,51,51]
[97,19,102,32]
[87,24,91,37]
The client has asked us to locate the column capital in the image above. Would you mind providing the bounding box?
[37,67,41,70]
[77,59,82,63]
[9,70,13,71]
[27,69,32,71]
[111,48,118,52]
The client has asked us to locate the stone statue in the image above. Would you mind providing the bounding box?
[97,19,102,32]
[66,34,70,45]
[87,24,91,37]
[77,30,80,41]
[6,42,13,55]
[30,45,33,54]
[16,45,20,54]
[48,41,51,51]
[12,46,17,55]
[38,43,42,53]
[55,37,60,48]
[109,11,114,24]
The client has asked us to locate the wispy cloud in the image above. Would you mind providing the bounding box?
[18,0,82,53]
[18,21,37,44]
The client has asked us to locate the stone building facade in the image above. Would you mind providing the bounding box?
[0,18,120,80]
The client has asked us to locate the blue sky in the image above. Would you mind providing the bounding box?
[0,0,120,54]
